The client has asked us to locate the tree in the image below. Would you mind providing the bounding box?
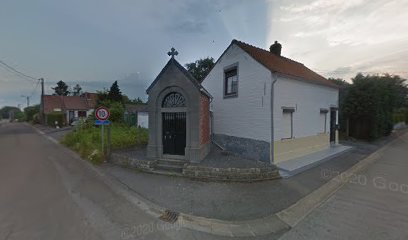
[52,80,70,96]
[185,57,215,82]
[342,73,408,139]
[72,84,82,96]
[0,106,22,121]
[123,96,144,104]
[108,81,123,102]
[131,97,144,104]
[24,105,40,122]
[109,102,125,122]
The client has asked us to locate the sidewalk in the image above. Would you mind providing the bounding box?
[33,124,73,141]
[32,123,407,238]
[279,131,408,239]
[98,136,396,221]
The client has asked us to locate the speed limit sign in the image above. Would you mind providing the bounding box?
[95,106,110,120]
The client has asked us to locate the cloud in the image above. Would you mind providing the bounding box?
[267,0,408,81]
[279,0,408,46]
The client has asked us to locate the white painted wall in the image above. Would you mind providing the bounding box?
[138,112,149,128]
[87,109,94,117]
[273,76,338,140]
[202,44,272,142]
[203,43,339,143]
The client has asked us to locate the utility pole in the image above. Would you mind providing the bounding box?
[39,78,45,124]
[21,95,30,108]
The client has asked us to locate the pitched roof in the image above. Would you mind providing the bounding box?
[43,93,98,114]
[125,104,148,113]
[146,58,212,98]
[231,40,338,89]
[43,95,64,114]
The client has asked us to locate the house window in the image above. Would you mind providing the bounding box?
[78,111,87,117]
[224,67,238,97]
[282,107,295,139]
[320,108,328,133]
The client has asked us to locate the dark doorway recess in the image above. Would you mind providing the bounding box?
[330,109,337,143]
[162,112,186,155]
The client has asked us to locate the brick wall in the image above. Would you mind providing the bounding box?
[199,94,210,145]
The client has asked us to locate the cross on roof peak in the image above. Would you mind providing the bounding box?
[168,47,178,59]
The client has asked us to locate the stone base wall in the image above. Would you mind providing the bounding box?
[110,153,157,171]
[183,165,280,182]
[212,134,270,163]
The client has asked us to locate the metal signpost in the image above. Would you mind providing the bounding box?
[95,107,110,157]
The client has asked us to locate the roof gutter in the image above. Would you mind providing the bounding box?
[270,71,278,165]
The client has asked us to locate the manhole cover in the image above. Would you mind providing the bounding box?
[159,210,179,223]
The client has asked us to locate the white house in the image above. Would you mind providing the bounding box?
[202,40,340,166]
[124,104,149,128]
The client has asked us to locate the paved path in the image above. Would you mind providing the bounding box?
[2,122,405,239]
[280,132,408,239]
[0,123,240,240]
[101,139,383,221]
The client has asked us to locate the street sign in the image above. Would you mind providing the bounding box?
[95,106,110,120]
[95,120,111,125]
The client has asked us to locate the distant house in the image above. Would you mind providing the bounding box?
[124,104,149,128]
[42,92,97,125]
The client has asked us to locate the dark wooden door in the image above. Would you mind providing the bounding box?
[162,112,186,155]
[330,109,336,143]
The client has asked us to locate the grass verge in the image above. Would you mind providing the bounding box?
[62,123,148,164]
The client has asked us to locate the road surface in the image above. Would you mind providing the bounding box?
[280,131,408,239]
[0,123,225,240]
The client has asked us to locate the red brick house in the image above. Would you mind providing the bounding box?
[42,92,98,125]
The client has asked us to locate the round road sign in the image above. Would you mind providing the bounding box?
[95,107,110,120]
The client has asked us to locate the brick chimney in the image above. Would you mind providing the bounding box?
[269,41,282,56]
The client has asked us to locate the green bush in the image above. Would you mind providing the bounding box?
[109,102,125,123]
[343,74,408,140]
[393,112,405,124]
[24,105,40,122]
[62,123,148,164]
[46,112,65,127]
[405,109,408,124]
[32,113,40,124]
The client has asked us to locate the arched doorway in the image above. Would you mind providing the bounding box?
[161,92,187,156]
[146,53,211,163]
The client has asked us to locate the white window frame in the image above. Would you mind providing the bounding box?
[223,63,239,98]
[320,108,329,134]
[282,107,295,140]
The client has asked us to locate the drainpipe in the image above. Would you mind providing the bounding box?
[270,71,278,165]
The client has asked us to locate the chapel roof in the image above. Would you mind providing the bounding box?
[146,57,212,98]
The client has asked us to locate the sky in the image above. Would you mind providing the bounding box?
[1,0,407,109]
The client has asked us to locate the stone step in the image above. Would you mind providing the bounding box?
[157,159,186,166]
[155,163,184,173]
[151,169,183,177]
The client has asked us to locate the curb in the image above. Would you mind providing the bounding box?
[276,131,406,228]
[29,123,291,237]
[28,123,406,237]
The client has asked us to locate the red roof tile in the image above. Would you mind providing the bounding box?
[43,95,64,114]
[232,40,338,89]
[43,93,98,114]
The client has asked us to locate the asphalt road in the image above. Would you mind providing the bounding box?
[3,122,405,240]
[0,123,235,240]
[280,131,408,239]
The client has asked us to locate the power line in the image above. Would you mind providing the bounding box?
[29,79,41,98]
[0,60,38,82]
